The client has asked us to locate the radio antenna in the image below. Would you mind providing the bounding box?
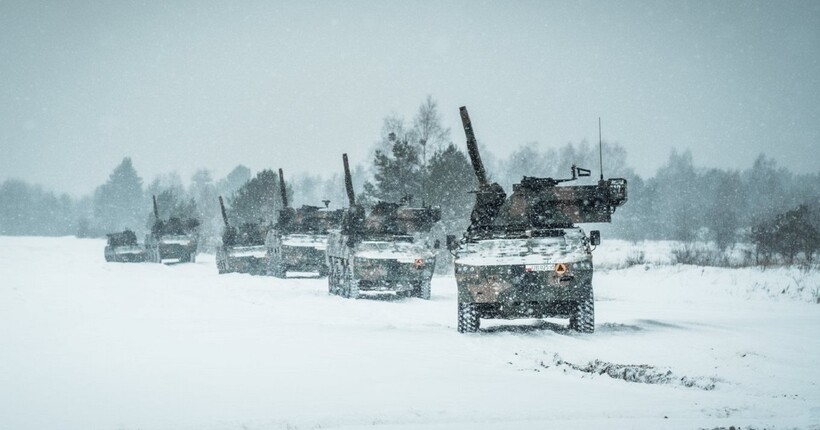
[598,117,604,181]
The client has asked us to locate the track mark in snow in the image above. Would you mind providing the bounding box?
[549,354,719,390]
[511,351,719,390]
[597,322,643,333]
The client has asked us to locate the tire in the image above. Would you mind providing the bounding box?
[269,254,286,278]
[569,288,595,333]
[327,258,338,295]
[148,246,160,263]
[457,303,480,333]
[344,263,359,299]
[216,250,227,274]
[413,281,431,300]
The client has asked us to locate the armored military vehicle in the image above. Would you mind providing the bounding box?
[266,168,344,278]
[104,229,146,262]
[448,107,627,333]
[144,195,200,264]
[215,196,272,274]
[326,154,441,299]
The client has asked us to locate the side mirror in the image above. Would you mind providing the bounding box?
[590,230,601,246]
[433,239,441,250]
[446,234,459,251]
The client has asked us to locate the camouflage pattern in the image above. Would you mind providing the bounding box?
[103,229,147,262]
[216,195,272,275]
[452,107,627,333]
[326,154,441,299]
[144,195,199,264]
[266,168,344,277]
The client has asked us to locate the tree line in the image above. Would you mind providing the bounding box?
[1,96,817,264]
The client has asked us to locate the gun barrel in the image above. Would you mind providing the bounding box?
[459,106,488,187]
[278,168,289,209]
[218,196,230,227]
[343,153,356,206]
[152,195,159,219]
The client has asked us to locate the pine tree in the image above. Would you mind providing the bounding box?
[426,144,477,233]
[93,157,144,234]
[365,139,423,204]
[228,169,282,225]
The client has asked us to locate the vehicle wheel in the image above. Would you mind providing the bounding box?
[344,264,359,299]
[457,303,480,333]
[413,281,431,300]
[327,258,338,295]
[269,256,285,278]
[149,247,160,263]
[569,288,595,333]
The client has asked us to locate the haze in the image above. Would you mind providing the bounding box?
[2,0,818,196]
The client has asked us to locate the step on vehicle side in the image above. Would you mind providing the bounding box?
[215,196,272,275]
[144,195,200,264]
[266,168,344,278]
[104,229,146,262]
[448,107,627,333]
[326,154,441,299]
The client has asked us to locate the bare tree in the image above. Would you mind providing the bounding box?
[412,95,450,168]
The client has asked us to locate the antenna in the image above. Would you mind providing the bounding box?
[598,117,604,181]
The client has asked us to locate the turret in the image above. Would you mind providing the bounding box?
[276,168,295,231]
[218,196,230,228]
[343,153,356,207]
[459,106,507,231]
[152,195,159,220]
[278,168,289,209]
[459,106,488,187]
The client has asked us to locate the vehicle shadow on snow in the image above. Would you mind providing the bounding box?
[480,319,685,335]
[480,319,571,335]
[354,293,419,302]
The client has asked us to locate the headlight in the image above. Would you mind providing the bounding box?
[573,260,593,270]
[456,265,477,274]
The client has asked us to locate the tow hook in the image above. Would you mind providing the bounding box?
[559,275,575,282]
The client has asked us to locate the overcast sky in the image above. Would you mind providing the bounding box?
[2,0,818,195]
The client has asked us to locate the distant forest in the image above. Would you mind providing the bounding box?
[2,97,818,258]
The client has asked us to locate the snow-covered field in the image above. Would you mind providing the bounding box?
[1,236,818,430]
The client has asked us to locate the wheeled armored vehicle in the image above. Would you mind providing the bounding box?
[266,168,344,277]
[103,229,146,262]
[448,107,627,333]
[144,195,200,263]
[216,195,272,275]
[326,154,441,299]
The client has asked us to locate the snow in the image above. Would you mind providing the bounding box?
[353,240,435,261]
[281,234,328,250]
[1,236,819,430]
[456,229,589,266]
[228,245,268,258]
